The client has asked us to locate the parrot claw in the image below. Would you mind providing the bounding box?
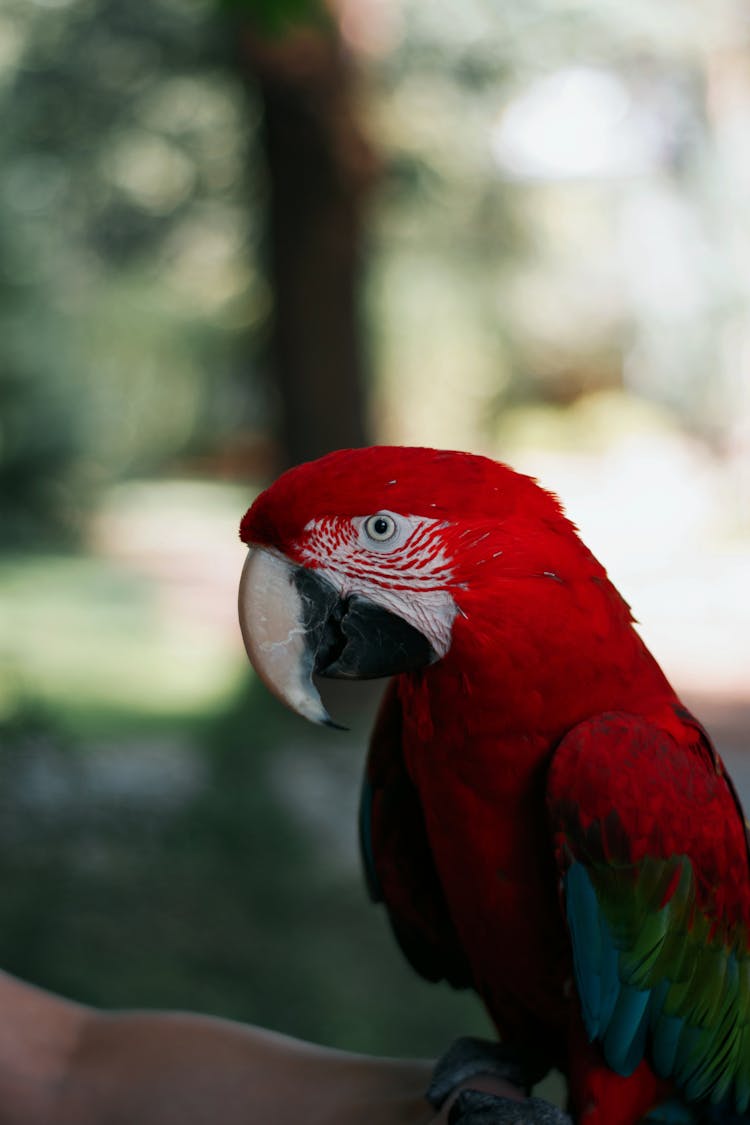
[448,1090,572,1125]
[427,1037,535,1110]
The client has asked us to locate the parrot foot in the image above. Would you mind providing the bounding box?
[448,1090,572,1125]
[427,1037,535,1110]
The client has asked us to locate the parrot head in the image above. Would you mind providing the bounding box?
[237,445,596,727]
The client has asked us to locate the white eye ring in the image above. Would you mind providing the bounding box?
[364,513,397,542]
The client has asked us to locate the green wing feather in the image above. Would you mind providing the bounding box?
[568,854,750,1109]
[549,710,750,1115]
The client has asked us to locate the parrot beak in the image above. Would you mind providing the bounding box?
[238,548,437,727]
[238,547,338,727]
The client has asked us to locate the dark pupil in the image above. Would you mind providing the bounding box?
[373,517,390,536]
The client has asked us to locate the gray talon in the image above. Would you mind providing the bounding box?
[447,1090,572,1125]
[427,1037,529,1109]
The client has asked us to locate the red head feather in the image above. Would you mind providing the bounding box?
[240,446,569,557]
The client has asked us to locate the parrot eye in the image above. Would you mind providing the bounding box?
[364,513,398,543]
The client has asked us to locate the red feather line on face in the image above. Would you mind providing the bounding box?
[298,515,457,593]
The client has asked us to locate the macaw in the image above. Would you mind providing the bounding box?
[237,445,750,1125]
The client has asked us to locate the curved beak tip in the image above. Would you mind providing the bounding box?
[322,714,349,732]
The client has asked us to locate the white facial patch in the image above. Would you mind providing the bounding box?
[299,514,458,658]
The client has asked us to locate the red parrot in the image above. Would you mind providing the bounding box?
[237,446,750,1125]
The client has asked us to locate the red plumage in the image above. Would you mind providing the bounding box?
[240,446,750,1124]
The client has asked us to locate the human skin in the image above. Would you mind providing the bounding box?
[0,970,521,1125]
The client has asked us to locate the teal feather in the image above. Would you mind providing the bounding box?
[600,925,620,1030]
[650,979,684,1079]
[652,1009,685,1079]
[603,983,651,1075]
[642,1099,699,1123]
[566,862,604,1038]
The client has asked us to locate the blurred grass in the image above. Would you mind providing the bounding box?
[0,552,244,731]
[0,478,250,731]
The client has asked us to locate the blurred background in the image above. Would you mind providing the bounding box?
[1,0,749,1061]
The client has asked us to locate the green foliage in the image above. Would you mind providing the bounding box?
[0,0,267,545]
[218,0,328,35]
[0,326,83,547]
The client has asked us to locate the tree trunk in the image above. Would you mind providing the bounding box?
[238,23,377,469]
